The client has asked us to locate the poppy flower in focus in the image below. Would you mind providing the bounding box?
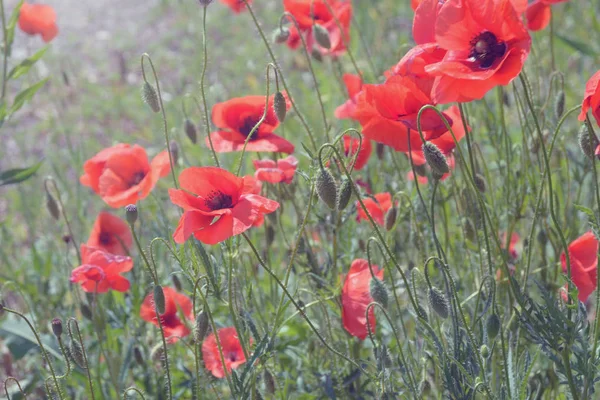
[342,259,384,340]
[219,0,250,13]
[579,70,600,128]
[169,167,279,245]
[525,0,568,31]
[561,231,599,303]
[80,144,171,208]
[70,245,133,293]
[356,192,392,226]
[386,43,447,80]
[242,175,267,227]
[335,73,363,120]
[207,94,293,154]
[18,2,58,43]
[283,0,352,57]
[414,0,531,104]
[86,212,132,256]
[139,287,194,343]
[343,135,372,170]
[202,327,249,378]
[253,155,298,184]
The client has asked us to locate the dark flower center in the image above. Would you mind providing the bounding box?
[204,190,233,210]
[99,232,112,245]
[227,352,238,362]
[469,31,506,69]
[238,117,261,141]
[129,171,147,187]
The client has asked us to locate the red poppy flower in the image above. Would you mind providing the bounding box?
[219,0,250,13]
[86,212,132,256]
[283,0,352,57]
[70,245,133,293]
[579,70,600,128]
[387,43,447,80]
[560,232,599,303]
[356,193,392,227]
[413,0,531,104]
[411,0,422,11]
[207,94,293,154]
[335,73,363,120]
[80,144,171,208]
[139,287,194,343]
[169,167,279,245]
[202,327,249,378]
[343,135,372,171]
[525,0,567,31]
[501,231,521,260]
[342,259,384,340]
[18,2,58,43]
[253,155,298,184]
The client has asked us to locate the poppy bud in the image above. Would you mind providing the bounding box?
[184,118,197,144]
[537,229,547,246]
[171,275,183,292]
[272,27,290,44]
[69,339,87,369]
[311,48,323,63]
[419,379,432,396]
[486,313,501,340]
[358,239,366,252]
[385,206,397,231]
[414,163,427,177]
[150,343,164,362]
[578,124,599,160]
[170,140,179,165]
[194,311,209,343]
[428,287,449,319]
[474,173,486,193]
[336,178,353,211]
[134,346,145,365]
[51,318,63,337]
[480,344,489,359]
[312,24,331,49]
[153,285,166,314]
[142,82,160,113]
[45,191,60,220]
[422,142,450,176]
[263,369,276,394]
[80,303,93,320]
[316,168,337,210]
[376,143,385,160]
[273,92,287,123]
[417,304,428,321]
[370,278,388,308]
[554,90,565,119]
[198,0,214,6]
[125,204,138,225]
[464,218,477,243]
[266,225,275,247]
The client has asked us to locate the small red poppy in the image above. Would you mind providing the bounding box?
[501,232,521,260]
[18,2,58,43]
[207,94,293,154]
[169,167,279,245]
[253,155,298,184]
[343,135,372,171]
[139,286,194,343]
[411,0,422,11]
[579,70,600,128]
[202,327,249,378]
[525,0,567,31]
[86,212,132,256]
[80,144,171,208]
[219,0,251,13]
[561,231,599,303]
[335,73,363,120]
[342,259,384,340]
[356,193,392,227]
[70,245,133,293]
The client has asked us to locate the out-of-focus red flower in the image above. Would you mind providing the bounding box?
[525,0,568,31]
[579,70,600,128]
[139,287,194,343]
[501,231,521,260]
[86,212,132,256]
[356,193,392,226]
[411,0,422,11]
[253,155,298,184]
[80,144,171,208]
[169,167,279,245]
[335,74,363,120]
[219,0,250,13]
[202,327,249,378]
[343,135,372,170]
[342,259,384,340]
[70,245,133,293]
[561,232,599,303]
[207,94,293,154]
[283,0,352,57]
[18,3,58,42]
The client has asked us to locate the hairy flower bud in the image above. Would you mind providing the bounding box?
[272,27,290,44]
[45,191,60,220]
[316,168,337,209]
[385,206,397,231]
[428,287,449,319]
[417,304,428,321]
[423,142,450,176]
[51,318,63,337]
[554,90,565,119]
[153,285,166,314]
[474,173,486,193]
[198,0,214,6]
[134,346,144,365]
[263,369,276,394]
[480,344,490,359]
[194,311,209,343]
[184,119,197,144]
[80,303,93,320]
[578,124,599,160]
[486,313,501,340]
[125,204,138,225]
[142,82,160,113]
[150,343,164,362]
[69,339,87,369]
[311,48,323,63]
[337,178,353,211]
[170,140,179,165]
[370,278,388,308]
[312,24,331,49]
[171,274,182,292]
[273,92,287,123]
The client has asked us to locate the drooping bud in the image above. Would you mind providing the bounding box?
[134,346,144,365]
[272,27,290,44]
[171,274,182,292]
[266,225,275,247]
[473,173,486,193]
[69,339,87,369]
[413,163,427,177]
[486,313,501,340]
[150,343,164,362]
[385,206,397,231]
[198,0,214,6]
[554,90,565,119]
[336,178,353,211]
[194,311,209,343]
[578,124,599,160]
[480,344,490,358]
[263,369,276,394]
[312,24,331,49]
[170,140,179,165]
[142,82,160,113]
[273,92,287,123]
[311,48,323,63]
[316,168,337,209]
[184,119,197,144]
[80,303,93,320]
[376,143,385,160]
[422,142,450,176]
[45,192,60,220]
[125,204,138,225]
[370,278,388,308]
[51,318,63,337]
[417,304,428,321]
[428,287,449,319]
[153,285,166,314]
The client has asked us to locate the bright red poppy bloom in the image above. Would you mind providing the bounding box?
[86,212,132,256]
[335,74,363,120]
[80,144,171,208]
[343,135,372,170]
[342,259,384,340]
[411,0,422,10]
[70,245,133,293]
[219,0,251,13]
[202,327,249,378]
[387,43,447,80]
[525,0,567,31]
[579,70,600,128]
[139,287,194,343]
[413,0,531,104]
[169,167,279,245]
[18,3,58,43]
[356,193,392,227]
[283,0,352,57]
[207,94,293,154]
[253,155,298,184]
[560,232,599,303]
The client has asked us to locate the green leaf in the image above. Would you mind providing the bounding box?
[574,203,594,217]
[8,46,49,80]
[9,78,48,115]
[0,317,62,360]
[555,33,599,56]
[0,160,43,186]
[5,0,24,56]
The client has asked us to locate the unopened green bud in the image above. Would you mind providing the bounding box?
[153,285,166,314]
[428,287,449,319]
[370,278,388,308]
[385,206,397,231]
[486,313,501,340]
[125,204,138,225]
[423,142,450,176]
[142,82,160,113]
[45,191,60,220]
[311,48,323,63]
[474,173,486,193]
[69,339,86,369]
[272,27,290,44]
[263,369,276,394]
[134,346,144,365]
[194,311,209,343]
[171,275,182,292]
[316,168,337,209]
[336,178,353,211]
[273,92,287,123]
[312,24,331,49]
[554,90,565,119]
[184,119,197,143]
[170,140,179,165]
[480,344,489,358]
[51,318,63,337]
[578,124,599,160]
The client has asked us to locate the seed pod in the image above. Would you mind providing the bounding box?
[194,311,209,343]
[273,92,287,123]
[578,124,599,160]
[263,369,276,394]
[273,27,290,44]
[474,173,486,193]
[125,204,138,225]
[316,168,337,209]
[45,192,60,220]
[486,313,501,340]
[385,206,397,231]
[134,346,144,365]
[142,82,160,113]
[336,178,353,211]
[312,24,331,49]
[153,285,166,314]
[184,118,197,143]
[554,90,565,119]
[370,278,388,308]
[428,287,449,319]
[480,344,490,358]
[69,339,87,369]
[51,318,63,337]
[422,142,450,176]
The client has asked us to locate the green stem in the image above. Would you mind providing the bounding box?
[199,5,219,168]
[0,0,7,100]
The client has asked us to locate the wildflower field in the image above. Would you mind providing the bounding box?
[2,0,600,398]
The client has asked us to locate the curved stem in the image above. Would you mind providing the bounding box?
[199,5,219,167]
[0,0,7,100]
[67,318,96,399]
[45,177,81,263]
[4,377,27,399]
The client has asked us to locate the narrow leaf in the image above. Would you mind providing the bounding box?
[0,160,43,186]
[8,46,49,80]
[9,78,48,115]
